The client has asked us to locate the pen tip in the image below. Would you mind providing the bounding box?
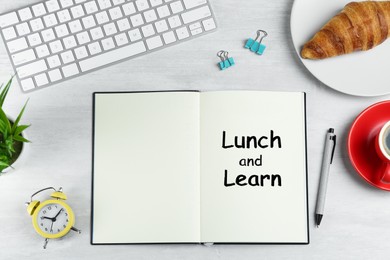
[315,214,323,227]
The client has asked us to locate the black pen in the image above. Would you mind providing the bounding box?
[315,128,336,227]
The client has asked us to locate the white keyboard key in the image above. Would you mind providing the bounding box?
[98,0,112,10]
[18,8,33,21]
[109,7,123,20]
[7,37,28,53]
[70,5,85,19]
[95,11,109,24]
[49,40,64,53]
[35,73,49,86]
[47,55,61,68]
[60,50,75,63]
[90,27,104,40]
[190,27,202,35]
[55,24,69,37]
[76,31,91,44]
[35,44,50,57]
[74,46,88,59]
[182,0,206,9]
[155,19,168,33]
[114,33,128,46]
[181,5,211,24]
[2,27,17,40]
[46,0,60,12]
[30,18,45,32]
[150,0,163,7]
[69,20,83,33]
[43,14,58,27]
[41,28,56,42]
[130,14,144,27]
[157,5,170,18]
[84,1,99,14]
[0,12,19,28]
[27,33,42,46]
[60,0,74,8]
[63,35,77,49]
[128,28,141,42]
[170,1,184,14]
[135,0,149,11]
[162,31,176,44]
[17,59,47,78]
[141,24,155,37]
[168,15,181,28]
[103,22,117,35]
[112,0,125,5]
[62,63,80,77]
[11,49,36,66]
[146,35,162,50]
[16,23,30,36]
[144,9,157,23]
[116,18,130,31]
[82,15,96,29]
[122,2,136,16]
[189,22,201,31]
[32,3,47,17]
[88,42,102,55]
[101,37,115,50]
[176,26,189,39]
[80,41,146,71]
[20,78,35,91]
[48,69,62,81]
[202,17,216,31]
[57,9,71,23]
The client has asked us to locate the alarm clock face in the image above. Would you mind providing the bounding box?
[32,200,75,239]
[37,203,70,235]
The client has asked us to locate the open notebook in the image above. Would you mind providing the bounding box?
[91,91,309,244]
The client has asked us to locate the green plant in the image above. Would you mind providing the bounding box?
[0,77,30,172]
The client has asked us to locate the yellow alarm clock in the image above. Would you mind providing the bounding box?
[26,187,81,249]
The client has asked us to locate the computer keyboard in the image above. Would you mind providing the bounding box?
[0,0,217,92]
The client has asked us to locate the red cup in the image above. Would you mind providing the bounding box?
[375,121,390,183]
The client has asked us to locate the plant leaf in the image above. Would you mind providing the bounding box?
[14,125,30,137]
[0,77,13,108]
[0,119,7,134]
[0,107,11,133]
[13,135,29,143]
[0,161,10,172]
[11,99,28,134]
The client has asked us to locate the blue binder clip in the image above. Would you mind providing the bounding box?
[217,50,235,70]
[245,30,268,55]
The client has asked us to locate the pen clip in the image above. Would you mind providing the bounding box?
[330,135,336,164]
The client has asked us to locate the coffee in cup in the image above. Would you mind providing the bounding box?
[375,121,390,183]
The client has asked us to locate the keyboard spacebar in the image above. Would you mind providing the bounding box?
[79,41,146,72]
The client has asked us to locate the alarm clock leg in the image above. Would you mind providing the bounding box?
[43,238,49,249]
[71,227,81,234]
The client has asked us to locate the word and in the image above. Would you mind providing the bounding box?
[222,130,282,149]
[224,170,282,187]
[239,155,262,166]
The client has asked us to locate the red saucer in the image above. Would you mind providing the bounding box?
[348,101,390,191]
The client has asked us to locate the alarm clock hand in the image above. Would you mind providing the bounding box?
[53,208,64,221]
[41,216,54,220]
[50,220,54,233]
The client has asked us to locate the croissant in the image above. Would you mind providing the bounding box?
[301,1,390,59]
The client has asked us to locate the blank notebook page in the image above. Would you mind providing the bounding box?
[92,92,201,244]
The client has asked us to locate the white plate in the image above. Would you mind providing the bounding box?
[291,0,390,97]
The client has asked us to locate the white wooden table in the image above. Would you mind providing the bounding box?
[1,0,389,259]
